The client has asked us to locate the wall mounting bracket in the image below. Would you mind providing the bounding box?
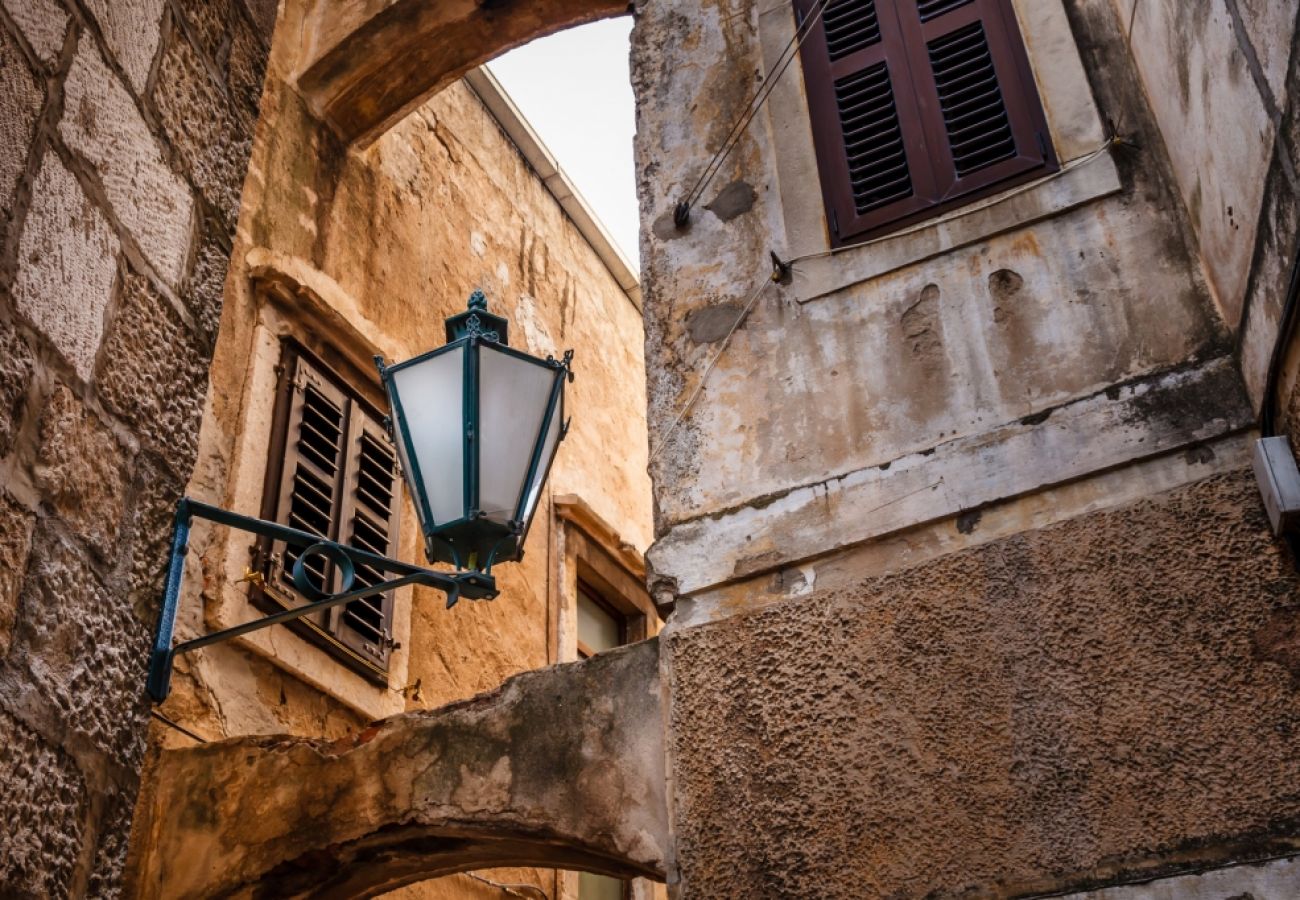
[146,498,498,702]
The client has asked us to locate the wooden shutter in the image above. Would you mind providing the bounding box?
[796,0,1056,245]
[331,409,401,668]
[255,343,400,682]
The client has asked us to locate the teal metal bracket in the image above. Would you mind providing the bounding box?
[146,498,498,702]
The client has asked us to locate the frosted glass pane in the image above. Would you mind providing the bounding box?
[577,590,621,655]
[478,345,555,524]
[520,391,562,525]
[578,872,625,900]
[392,346,464,525]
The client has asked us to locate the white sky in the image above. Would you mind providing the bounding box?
[488,17,639,271]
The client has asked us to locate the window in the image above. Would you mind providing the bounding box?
[796,0,1056,245]
[576,581,628,659]
[252,341,402,683]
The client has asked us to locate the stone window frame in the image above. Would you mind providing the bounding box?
[759,0,1124,303]
[202,261,415,721]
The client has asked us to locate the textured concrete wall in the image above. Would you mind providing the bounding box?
[0,0,271,895]
[664,470,1300,897]
[635,0,1236,605]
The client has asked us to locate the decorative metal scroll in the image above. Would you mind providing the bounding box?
[146,498,498,702]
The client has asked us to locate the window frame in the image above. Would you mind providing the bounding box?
[795,0,1058,246]
[251,339,402,684]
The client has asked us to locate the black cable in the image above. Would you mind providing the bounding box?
[678,0,830,220]
[1260,238,1300,437]
[149,709,209,743]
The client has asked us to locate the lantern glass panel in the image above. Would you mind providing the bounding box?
[390,344,465,526]
[520,387,562,526]
[477,343,557,525]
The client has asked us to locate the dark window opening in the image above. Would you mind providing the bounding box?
[797,0,1056,246]
[253,341,401,683]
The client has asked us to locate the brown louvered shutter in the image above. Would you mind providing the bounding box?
[796,0,1055,245]
[331,409,401,668]
[255,343,400,682]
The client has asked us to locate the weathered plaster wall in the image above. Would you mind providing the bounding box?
[636,0,1236,603]
[0,0,271,895]
[664,469,1300,897]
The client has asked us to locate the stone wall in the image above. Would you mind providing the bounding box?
[0,0,272,895]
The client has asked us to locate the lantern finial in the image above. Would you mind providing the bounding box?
[445,290,509,344]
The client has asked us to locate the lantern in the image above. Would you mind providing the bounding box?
[376,291,572,572]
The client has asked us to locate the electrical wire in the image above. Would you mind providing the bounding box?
[650,138,1123,460]
[786,137,1121,275]
[463,872,550,899]
[679,0,830,216]
[149,709,209,743]
[650,278,773,461]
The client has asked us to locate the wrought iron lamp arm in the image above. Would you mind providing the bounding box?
[146,498,497,702]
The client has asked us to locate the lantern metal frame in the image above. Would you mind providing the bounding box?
[375,291,573,573]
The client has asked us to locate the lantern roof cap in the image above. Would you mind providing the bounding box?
[445,290,510,345]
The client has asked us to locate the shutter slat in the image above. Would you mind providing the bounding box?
[834,61,913,214]
[927,21,1016,177]
[916,0,974,22]
[823,0,881,60]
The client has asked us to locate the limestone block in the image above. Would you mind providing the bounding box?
[34,385,128,558]
[228,6,268,125]
[2,0,68,64]
[82,0,164,95]
[11,153,119,380]
[117,455,183,623]
[0,317,35,456]
[95,265,206,476]
[0,23,42,223]
[153,23,251,230]
[175,0,230,72]
[241,0,279,40]
[8,526,151,769]
[60,42,193,287]
[0,492,36,657]
[0,706,90,897]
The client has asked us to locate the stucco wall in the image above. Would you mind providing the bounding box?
[664,469,1300,897]
[0,0,272,895]
[636,0,1237,606]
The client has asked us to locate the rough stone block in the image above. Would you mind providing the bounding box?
[60,42,193,288]
[95,264,206,476]
[0,21,43,224]
[228,9,268,125]
[0,492,36,658]
[153,23,251,231]
[82,0,164,95]
[8,526,152,769]
[183,218,230,345]
[117,454,183,624]
[2,0,69,65]
[34,384,128,559]
[175,0,230,72]
[0,705,90,897]
[0,317,35,456]
[85,781,137,900]
[240,0,279,41]
[11,153,119,380]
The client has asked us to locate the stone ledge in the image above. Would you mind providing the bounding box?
[648,356,1253,597]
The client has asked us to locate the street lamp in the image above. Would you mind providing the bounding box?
[146,291,573,702]
[377,290,572,577]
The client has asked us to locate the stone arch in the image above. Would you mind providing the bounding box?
[125,642,666,899]
[297,0,631,146]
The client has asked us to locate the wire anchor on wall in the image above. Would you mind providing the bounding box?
[673,0,831,228]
